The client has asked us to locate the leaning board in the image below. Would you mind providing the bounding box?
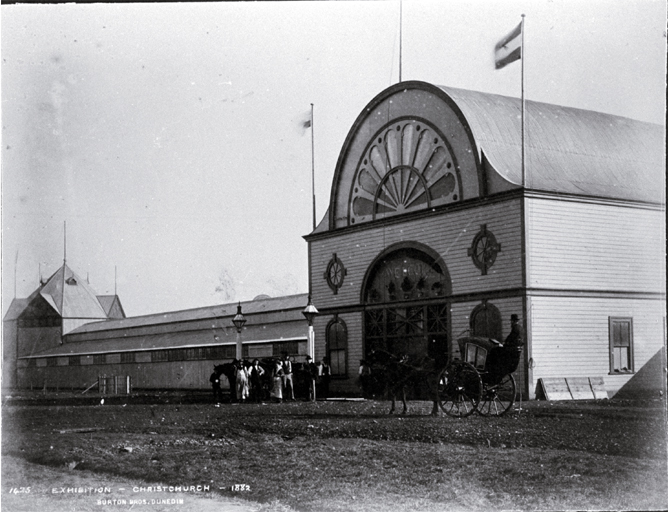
[589,376,608,399]
[538,378,573,400]
[566,377,595,400]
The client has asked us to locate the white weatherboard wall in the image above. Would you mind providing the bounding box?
[526,198,665,293]
[526,197,666,396]
[529,295,665,395]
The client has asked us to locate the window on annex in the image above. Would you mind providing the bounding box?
[151,351,168,363]
[470,301,502,341]
[326,317,348,377]
[120,352,136,364]
[273,341,299,357]
[93,354,106,365]
[609,317,633,373]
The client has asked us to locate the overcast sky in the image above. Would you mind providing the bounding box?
[2,0,666,318]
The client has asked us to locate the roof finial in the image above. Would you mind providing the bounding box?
[63,221,67,265]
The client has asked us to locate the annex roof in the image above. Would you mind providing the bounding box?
[67,293,309,335]
[23,318,308,357]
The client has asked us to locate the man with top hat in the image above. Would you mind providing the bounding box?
[487,314,523,382]
[503,314,523,348]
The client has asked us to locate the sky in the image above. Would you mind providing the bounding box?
[1,0,666,318]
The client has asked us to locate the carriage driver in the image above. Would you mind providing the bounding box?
[486,314,523,382]
[281,352,295,401]
[504,314,523,348]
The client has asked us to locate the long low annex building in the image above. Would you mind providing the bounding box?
[3,263,310,391]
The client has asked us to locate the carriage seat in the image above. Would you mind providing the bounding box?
[457,337,502,371]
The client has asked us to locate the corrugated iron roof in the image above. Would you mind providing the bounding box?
[67,293,310,335]
[24,320,307,357]
[439,85,665,203]
[96,295,122,316]
[3,298,30,321]
[40,264,108,319]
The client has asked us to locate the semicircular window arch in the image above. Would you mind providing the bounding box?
[364,247,451,304]
[349,118,462,225]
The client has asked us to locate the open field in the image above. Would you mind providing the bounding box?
[2,392,667,511]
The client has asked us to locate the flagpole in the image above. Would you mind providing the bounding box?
[399,0,403,83]
[311,103,316,231]
[521,14,526,188]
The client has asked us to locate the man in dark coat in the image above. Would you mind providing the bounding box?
[486,314,523,382]
[503,314,523,348]
[209,367,223,403]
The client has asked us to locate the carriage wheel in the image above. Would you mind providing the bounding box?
[478,373,516,417]
[438,361,482,418]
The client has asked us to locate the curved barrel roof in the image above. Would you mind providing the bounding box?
[322,81,664,234]
[439,84,664,203]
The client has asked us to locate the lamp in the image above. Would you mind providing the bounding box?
[302,295,319,401]
[232,302,246,360]
[301,295,319,327]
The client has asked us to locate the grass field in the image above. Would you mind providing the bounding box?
[2,393,667,511]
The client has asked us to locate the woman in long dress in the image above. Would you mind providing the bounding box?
[270,360,284,403]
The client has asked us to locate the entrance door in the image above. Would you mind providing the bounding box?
[362,245,451,397]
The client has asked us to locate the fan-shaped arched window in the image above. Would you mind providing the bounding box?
[349,118,461,225]
[470,301,502,341]
[326,317,348,377]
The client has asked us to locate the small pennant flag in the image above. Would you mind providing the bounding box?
[494,22,522,69]
[297,110,312,135]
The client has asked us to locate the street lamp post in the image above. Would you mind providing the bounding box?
[302,295,319,401]
[232,302,246,361]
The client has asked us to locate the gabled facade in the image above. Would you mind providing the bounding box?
[305,81,665,398]
[2,263,125,388]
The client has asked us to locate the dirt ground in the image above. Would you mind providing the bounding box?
[2,391,667,511]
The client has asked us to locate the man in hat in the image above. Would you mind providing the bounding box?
[503,314,523,348]
[487,314,524,382]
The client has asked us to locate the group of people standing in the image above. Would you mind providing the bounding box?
[210,353,331,404]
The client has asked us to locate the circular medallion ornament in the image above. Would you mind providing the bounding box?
[324,253,347,294]
[467,224,501,275]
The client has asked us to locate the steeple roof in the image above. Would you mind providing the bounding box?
[39,264,108,319]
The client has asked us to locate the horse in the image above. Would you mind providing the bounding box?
[365,349,442,416]
[214,362,239,402]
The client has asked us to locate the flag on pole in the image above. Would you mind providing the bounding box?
[295,110,312,135]
[494,22,522,69]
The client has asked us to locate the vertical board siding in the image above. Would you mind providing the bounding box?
[529,295,665,395]
[527,199,665,292]
[17,359,224,391]
[311,199,523,310]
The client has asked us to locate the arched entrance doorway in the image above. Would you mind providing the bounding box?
[362,243,452,369]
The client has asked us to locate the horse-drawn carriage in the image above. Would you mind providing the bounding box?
[365,335,522,418]
[438,336,521,417]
